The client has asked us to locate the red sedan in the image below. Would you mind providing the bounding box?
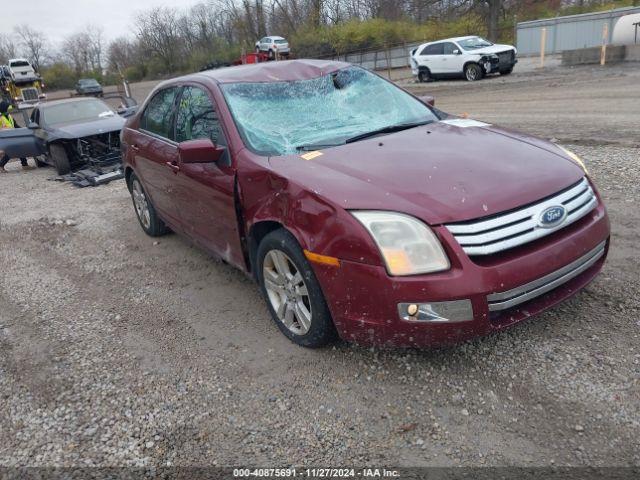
[121,60,610,348]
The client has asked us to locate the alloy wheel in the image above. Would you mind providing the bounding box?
[132,179,151,229]
[263,249,312,335]
[466,65,479,81]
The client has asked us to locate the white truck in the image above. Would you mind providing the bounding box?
[1,58,46,107]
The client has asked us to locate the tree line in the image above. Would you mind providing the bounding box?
[0,0,635,89]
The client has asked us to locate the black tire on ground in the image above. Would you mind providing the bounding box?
[257,229,338,348]
[128,172,170,237]
[464,63,483,81]
[49,144,71,175]
[500,68,513,75]
[418,70,431,83]
[35,156,48,168]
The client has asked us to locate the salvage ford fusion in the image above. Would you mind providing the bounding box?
[121,59,610,348]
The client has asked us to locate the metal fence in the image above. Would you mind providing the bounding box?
[318,41,424,70]
[516,5,640,55]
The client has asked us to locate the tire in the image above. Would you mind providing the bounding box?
[49,144,71,175]
[500,68,513,75]
[35,156,48,168]
[268,49,274,60]
[257,229,337,348]
[418,70,431,83]
[255,46,260,53]
[464,63,483,81]
[128,173,169,237]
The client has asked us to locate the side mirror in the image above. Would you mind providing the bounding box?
[418,95,435,107]
[453,49,461,55]
[27,121,39,129]
[178,138,225,164]
[117,105,138,117]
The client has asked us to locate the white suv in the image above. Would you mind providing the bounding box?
[255,36,291,59]
[410,36,517,82]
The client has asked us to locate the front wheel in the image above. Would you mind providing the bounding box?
[49,144,71,175]
[464,63,483,81]
[129,173,169,237]
[257,229,337,348]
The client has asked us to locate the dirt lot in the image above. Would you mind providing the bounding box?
[1,64,639,469]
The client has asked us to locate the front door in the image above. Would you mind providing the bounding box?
[131,86,182,227]
[0,109,45,159]
[171,85,245,268]
[441,42,465,73]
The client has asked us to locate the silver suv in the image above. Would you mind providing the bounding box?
[255,36,290,59]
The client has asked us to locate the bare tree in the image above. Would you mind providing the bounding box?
[135,7,184,72]
[14,25,47,70]
[107,37,136,72]
[0,34,17,64]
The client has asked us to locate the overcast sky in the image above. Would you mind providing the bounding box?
[5,0,197,45]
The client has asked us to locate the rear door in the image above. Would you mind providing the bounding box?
[130,86,182,228]
[170,84,244,268]
[418,43,445,74]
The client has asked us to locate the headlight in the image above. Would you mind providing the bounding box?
[558,146,588,174]
[351,211,450,276]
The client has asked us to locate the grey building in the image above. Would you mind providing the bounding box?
[516,6,640,55]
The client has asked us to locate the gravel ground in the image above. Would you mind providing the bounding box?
[0,66,639,469]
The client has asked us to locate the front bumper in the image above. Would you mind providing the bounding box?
[313,201,610,347]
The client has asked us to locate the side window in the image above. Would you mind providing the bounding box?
[175,86,225,145]
[421,43,444,56]
[443,42,458,55]
[140,87,179,139]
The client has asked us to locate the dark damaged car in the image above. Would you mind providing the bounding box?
[122,60,610,348]
[0,97,129,175]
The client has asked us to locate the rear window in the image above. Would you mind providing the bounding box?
[274,39,287,44]
[420,43,444,55]
[10,61,30,67]
[140,87,179,139]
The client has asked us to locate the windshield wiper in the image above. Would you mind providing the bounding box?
[295,142,343,152]
[344,120,434,144]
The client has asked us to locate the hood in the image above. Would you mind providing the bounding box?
[268,121,584,225]
[49,115,125,139]
[468,44,515,55]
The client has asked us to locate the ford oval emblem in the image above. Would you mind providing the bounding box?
[538,205,567,228]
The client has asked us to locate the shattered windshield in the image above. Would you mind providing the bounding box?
[459,37,493,50]
[220,67,437,156]
[42,99,114,126]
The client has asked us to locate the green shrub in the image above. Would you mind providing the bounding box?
[41,63,77,90]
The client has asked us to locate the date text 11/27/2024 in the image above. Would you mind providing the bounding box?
[233,468,400,478]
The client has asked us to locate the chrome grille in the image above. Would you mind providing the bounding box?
[445,178,597,256]
[487,241,606,312]
[21,87,38,101]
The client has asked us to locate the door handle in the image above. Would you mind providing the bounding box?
[130,144,140,152]
[166,161,180,174]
